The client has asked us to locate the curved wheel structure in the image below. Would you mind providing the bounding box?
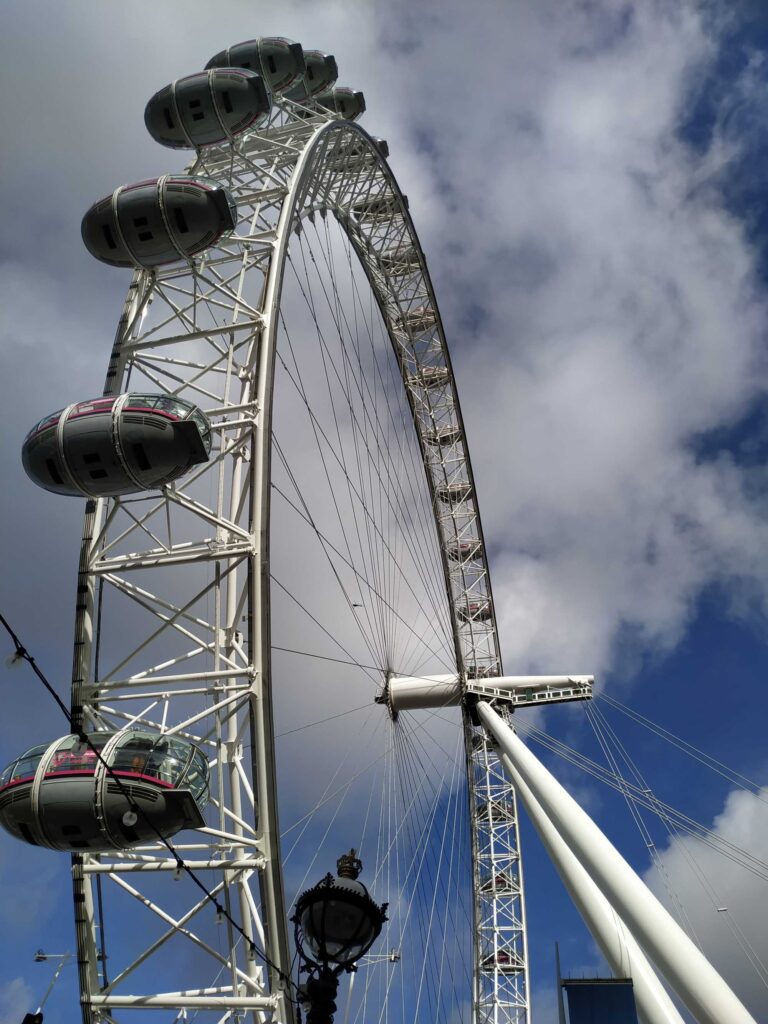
[67,83,528,1024]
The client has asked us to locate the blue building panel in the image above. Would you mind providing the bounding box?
[564,979,639,1023]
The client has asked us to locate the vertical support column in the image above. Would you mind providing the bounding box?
[477,702,757,1024]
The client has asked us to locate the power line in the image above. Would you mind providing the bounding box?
[0,612,300,1006]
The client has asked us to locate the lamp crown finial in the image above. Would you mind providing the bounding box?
[337,848,362,879]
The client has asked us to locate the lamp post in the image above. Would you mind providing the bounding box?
[292,850,387,1024]
[21,951,73,1023]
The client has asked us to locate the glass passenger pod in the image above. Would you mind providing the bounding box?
[436,481,472,505]
[22,392,212,497]
[408,365,450,390]
[145,69,271,149]
[0,731,209,852]
[447,539,482,562]
[81,175,238,268]
[206,37,305,93]
[379,245,419,276]
[314,86,366,121]
[283,50,338,101]
[457,600,492,623]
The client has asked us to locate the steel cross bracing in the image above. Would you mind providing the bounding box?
[67,91,527,1024]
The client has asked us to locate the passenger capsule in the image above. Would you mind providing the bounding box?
[315,86,366,121]
[395,306,436,332]
[351,193,407,222]
[206,37,305,93]
[457,600,492,623]
[379,245,420,276]
[407,365,450,390]
[82,176,237,268]
[144,69,271,149]
[284,50,338,101]
[436,482,472,505]
[22,393,212,498]
[447,539,483,562]
[0,731,209,852]
[424,425,461,446]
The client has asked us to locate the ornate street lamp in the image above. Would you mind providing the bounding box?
[292,850,387,1024]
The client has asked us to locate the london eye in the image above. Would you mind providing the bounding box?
[2,25,765,1024]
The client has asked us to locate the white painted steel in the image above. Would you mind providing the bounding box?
[386,673,462,711]
[477,702,758,1024]
[386,673,594,712]
[499,754,684,1024]
[64,80,527,1024]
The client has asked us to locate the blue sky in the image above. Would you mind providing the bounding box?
[2,2,768,1022]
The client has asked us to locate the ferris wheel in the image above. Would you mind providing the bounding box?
[2,34,760,1024]
[2,36,527,1024]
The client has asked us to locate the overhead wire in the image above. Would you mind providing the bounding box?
[0,613,301,1007]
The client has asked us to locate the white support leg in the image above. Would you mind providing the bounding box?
[477,702,757,1024]
[499,753,684,1024]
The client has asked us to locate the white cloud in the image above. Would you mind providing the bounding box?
[0,977,35,1024]
[362,0,768,680]
[644,786,768,1021]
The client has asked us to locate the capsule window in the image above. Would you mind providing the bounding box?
[163,107,174,129]
[83,453,101,465]
[138,231,153,241]
[174,208,189,234]
[133,216,149,227]
[189,100,206,122]
[89,469,108,480]
[19,823,37,845]
[46,459,63,486]
[132,444,151,472]
[221,90,233,113]
[307,65,315,80]
[267,55,277,74]
[102,224,117,250]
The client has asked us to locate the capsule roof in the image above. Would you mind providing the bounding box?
[82,175,237,268]
[206,37,305,93]
[284,49,338,101]
[145,69,271,149]
[22,392,212,497]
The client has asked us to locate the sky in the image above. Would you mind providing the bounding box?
[2,1,768,1022]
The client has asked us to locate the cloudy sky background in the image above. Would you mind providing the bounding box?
[2,1,768,1021]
